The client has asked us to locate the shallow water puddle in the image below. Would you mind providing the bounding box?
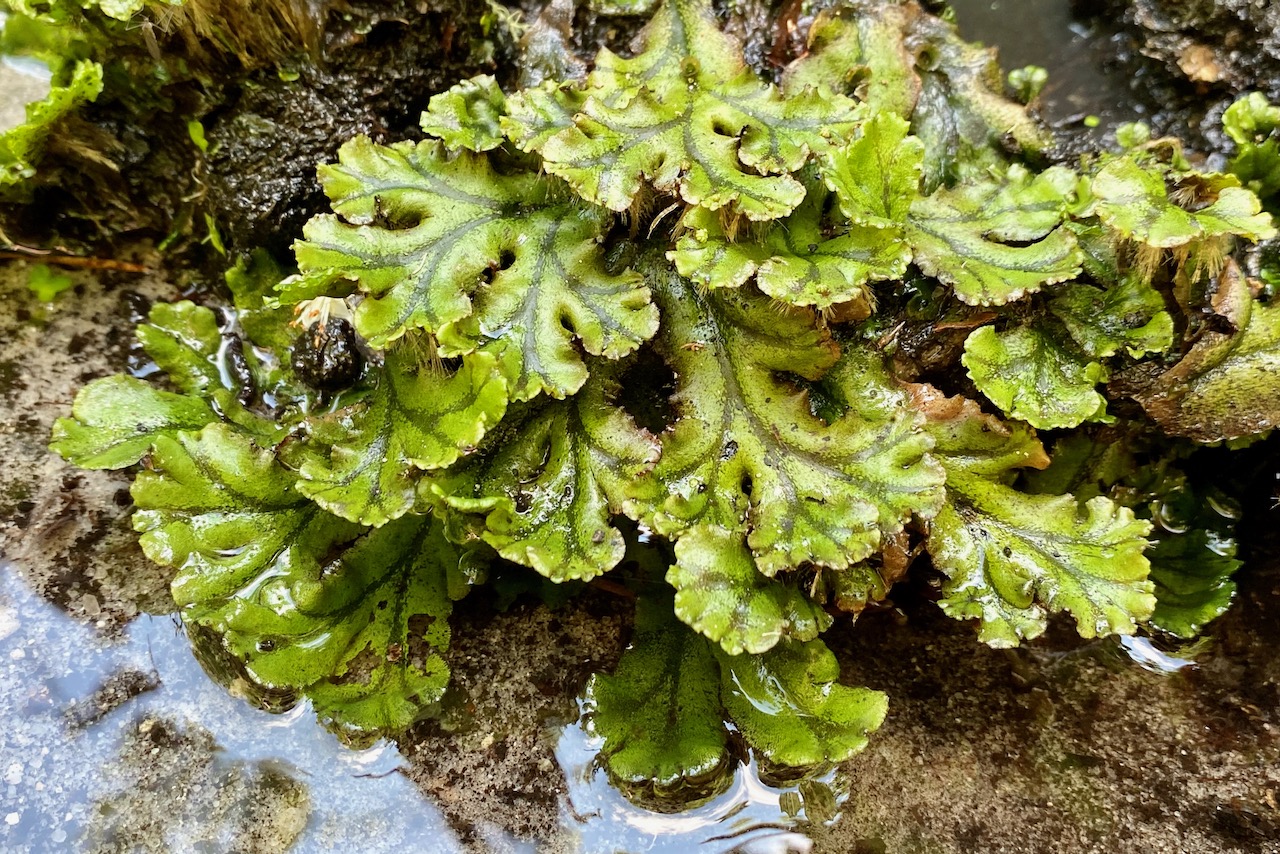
[0,563,460,852]
[0,561,832,852]
[556,714,831,853]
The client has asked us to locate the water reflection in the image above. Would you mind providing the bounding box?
[0,28,54,134]
[0,563,460,853]
[2,558,825,853]
[555,708,836,854]
[1118,636,1197,674]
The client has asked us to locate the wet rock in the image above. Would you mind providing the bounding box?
[517,0,588,88]
[291,317,364,393]
[83,718,312,854]
[66,668,162,730]
[809,559,1280,854]
[404,590,628,848]
[0,256,175,631]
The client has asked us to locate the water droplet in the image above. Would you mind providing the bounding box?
[1206,492,1242,521]
[1153,500,1190,534]
[1204,532,1237,558]
[1119,636,1195,673]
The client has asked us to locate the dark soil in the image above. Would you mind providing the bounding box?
[1076,0,1280,156]
[202,0,500,257]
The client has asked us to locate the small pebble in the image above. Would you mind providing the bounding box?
[3,763,20,785]
[4,812,19,826]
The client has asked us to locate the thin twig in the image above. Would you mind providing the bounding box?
[934,311,999,331]
[0,250,150,274]
[588,577,637,600]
